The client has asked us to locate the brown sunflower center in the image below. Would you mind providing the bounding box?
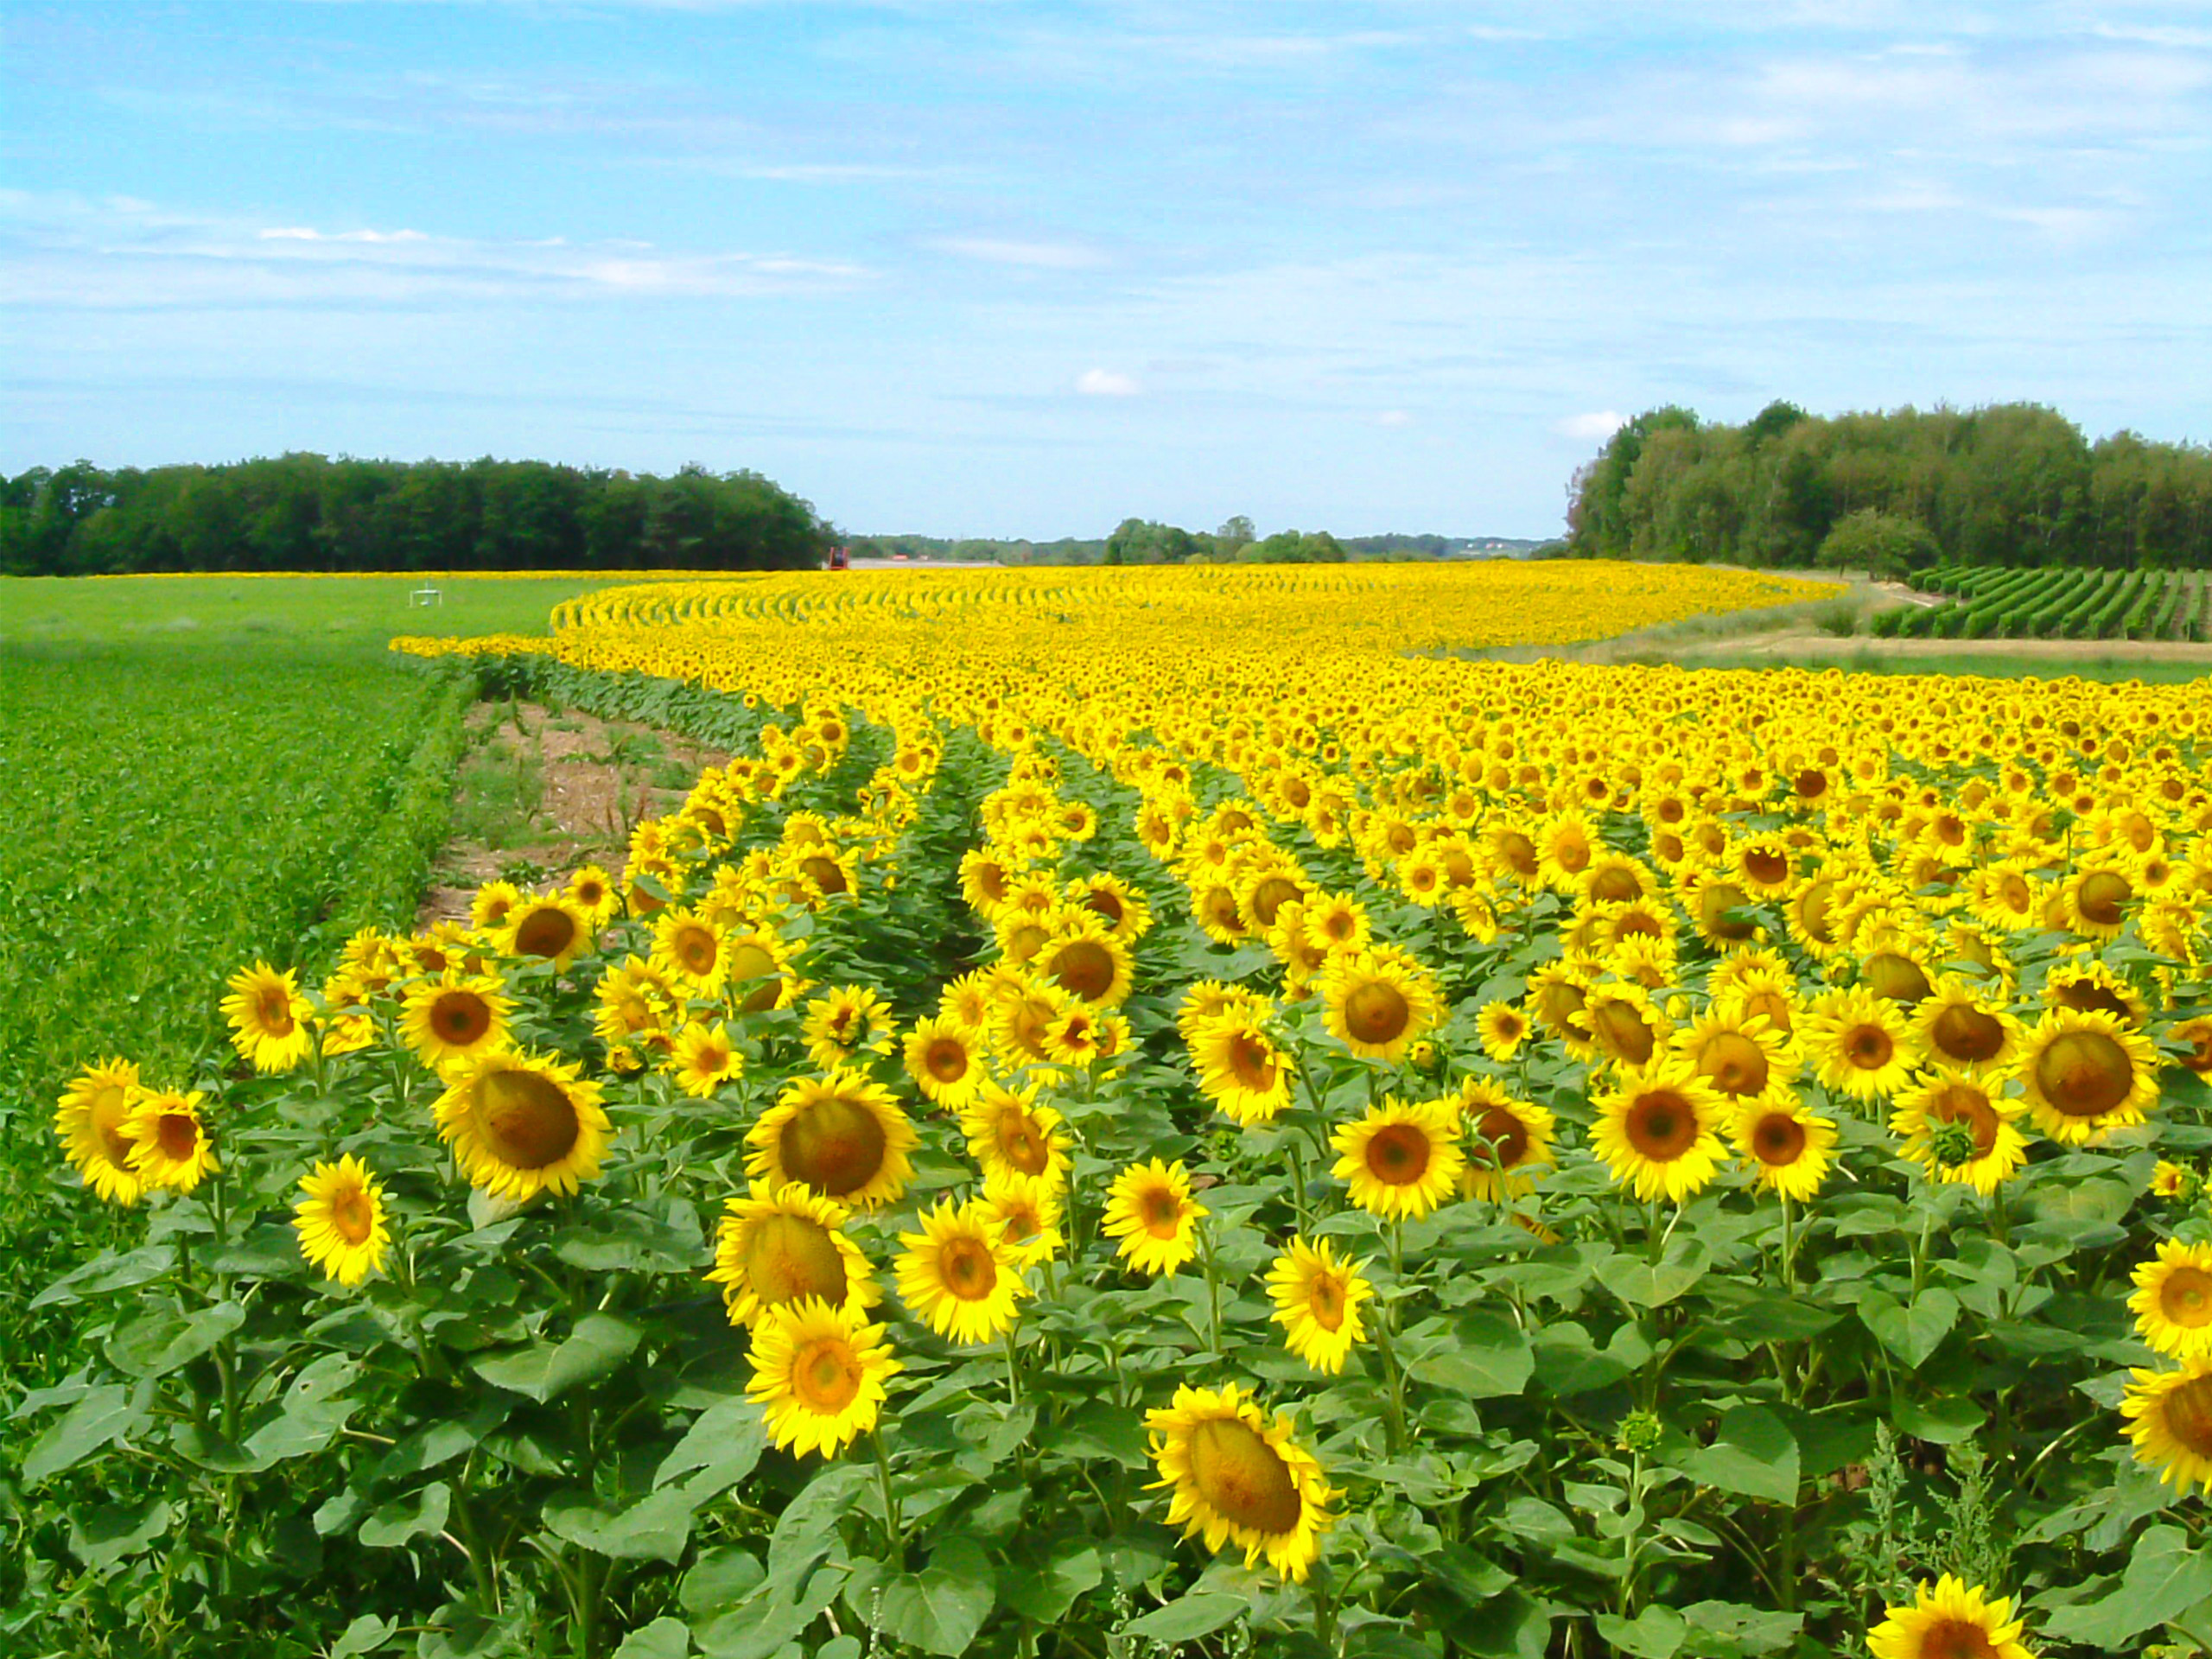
[1699,881,1758,942]
[1049,939,1118,1002]
[1495,831,1539,878]
[780,1096,889,1196]
[924,1038,969,1084]
[2034,1030,2134,1118]
[743,1215,849,1308]
[1844,1024,1895,1071]
[1743,848,1789,887]
[1999,873,2032,912]
[1700,1031,1769,1096]
[1930,1005,2005,1065]
[1249,876,1301,929]
[2164,1375,2212,1457]
[1364,1123,1433,1185]
[1470,1106,1530,1168]
[257,988,296,1035]
[2078,870,2132,926]
[1591,1001,1656,1066]
[1929,1085,1999,1154]
[1589,866,1643,905]
[475,1069,582,1169]
[332,1186,377,1246]
[1138,1185,1185,1236]
[1625,1091,1699,1160]
[515,907,579,961]
[672,925,717,976]
[793,1338,863,1414]
[1227,1032,1278,1093]
[1306,1274,1346,1330]
[1750,1114,1807,1167]
[2161,1267,2212,1330]
[1863,953,1932,1005]
[799,855,849,897]
[1796,878,1836,944]
[150,1109,198,1164]
[1342,982,1412,1047]
[940,1236,998,1300]
[2055,979,2133,1022]
[1186,1417,1303,1535]
[433,991,493,1046]
[1084,889,1127,926]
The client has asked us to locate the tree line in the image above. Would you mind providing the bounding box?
[1564,401,2212,575]
[0,454,831,577]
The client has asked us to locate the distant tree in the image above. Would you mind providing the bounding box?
[1816,507,1940,581]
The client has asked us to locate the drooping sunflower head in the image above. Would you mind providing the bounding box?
[1322,946,1442,1063]
[54,1058,148,1206]
[294,1154,391,1287]
[1582,981,1670,1070]
[747,1070,917,1210]
[400,972,516,1074]
[2018,1006,2160,1145]
[744,1296,901,1459]
[432,1051,611,1202]
[123,1088,219,1195]
[1101,1157,1209,1276]
[1330,1096,1465,1221]
[708,1180,876,1329]
[1145,1382,1339,1582]
[1590,1059,1729,1205]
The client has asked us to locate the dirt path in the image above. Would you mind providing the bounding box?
[417,702,725,926]
[1676,628,2212,665]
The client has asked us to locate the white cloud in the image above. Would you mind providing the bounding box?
[931,236,1106,270]
[1076,368,1141,397]
[1557,410,1624,442]
[1376,409,1414,427]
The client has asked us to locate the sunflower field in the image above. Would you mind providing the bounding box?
[20,559,2212,1659]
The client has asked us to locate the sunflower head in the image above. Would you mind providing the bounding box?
[2018,1006,2160,1145]
[709,1180,876,1328]
[124,1089,219,1195]
[1330,1096,1465,1221]
[432,1051,611,1202]
[54,1058,148,1206]
[1590,1060,1729,1204]
[747,1070,918,1210]
[744,1297,901,1459]
[1145,1383,1339,1582]
[894,1197,1031,1345]
[1267,1238,1373,1374]
[1102,1158,1208,1276]
[294,1154,391,1287]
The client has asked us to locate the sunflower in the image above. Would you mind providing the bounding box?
[2043,957,2146,1025]
[895,1197,1032,1344]
[670,1020,744,1097]
[961,1082,1071,1185]
[432,1051,611,1201]
[1191,1014,1294,1127]
[293,1154,391,1287]
[2122,1357,2212,1493]
[1145,1383,1338,1582]
[1591,1059,1730,1204]
[566,862,620,927]
[1102,1158,1208,1275]
[802,985,895,1069]
[1477,1001,1530,1063]
[1331,1096,1465,1221]
[1457,1078,1555,1201]
[593,955,677,1049]
[980,1172,1065,1267]
[1912,976,2023,1075]
[1524,960,1598,1061]
[1891,1068,2030,1194]
[707,1180,877,1328]
[938,970,998,1035]
[1267,1238,1373,1373]
[1582,981,1670,1070]
[746,1297,900,1459]
[1178,979,1272,1047]
[54,1058,148,1205]
[1036,920,1136,1008]
[1322,946,1442,1063]
[122,1088,218,1194]
[222,962,315,1074]
[399,972,515,1074]
[495,893,594,972]
[991,976,1076,1069]
[1675,1003,1796,1101]
[1731,1094,1835,1203]
[1803,987,1917,1103]
[2018,1007,2161,1145]
[1866,1575,2035,1659]
[652,908,729,996]
[747,1070,917,1211]
[1041,1003,1108,1067]
[903,1014,987,1110]
[469,879,524,932]
[2130,1240,2212,1361]
[2060,862,2135,941]
[1305,891,1370,951]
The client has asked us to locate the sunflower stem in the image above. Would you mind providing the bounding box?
[871,1427,904,1569]
[1200,1220,1224,1357]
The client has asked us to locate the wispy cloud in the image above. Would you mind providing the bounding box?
[1076,368,1141,397]
[930,236,1108,270]
[1557,410,1624,442]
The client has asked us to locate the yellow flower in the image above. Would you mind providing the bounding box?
[494,893,594,971]
[960,1081,1070,1185]
[1456,1079,1554,1201]
[1867,1574,2035,1659]
[293,1154,391,1286]
[1591,1058,1729,1203]
[1036,920,1136,1008]
[1330,1096,1465,1221]
[1803,986,1916,1102]
[431,1050,611,1201]
[2131,1239,2212,1361]
[222,961,314,1074]
[1267,1238,1372,1373]
[123,1088,219,1194]
[1730,1092,1835,1203]
[651,907,729,995]
[1477,1001,1530,1062]
[1102,1158,1208,1276]
[745,1297,900,1459]
[1912,975,2023,1075]
[400,972,515,1074]
[894,1197,1031,1344]
[1321,945,1441,1063]
[903,1014,986,1110]
[668,1020,744,1098]
[2018,1007,2161,1145]
[979,1172,1065,1268]
[1145,1382,1339,1582]
[54,1058,148,1206]
[746,1070,917,1211]
[1891,1068,2030,1195]
[1190,1012,1293,1127]
[802,985,894,1068]
[707,1180,877,1329]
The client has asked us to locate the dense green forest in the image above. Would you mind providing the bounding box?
[0,454,830,576]
[1565,401,2212,574]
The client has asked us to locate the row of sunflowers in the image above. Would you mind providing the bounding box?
[25,561,2212,1658]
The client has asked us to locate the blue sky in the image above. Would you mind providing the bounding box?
[4,2,2210,538]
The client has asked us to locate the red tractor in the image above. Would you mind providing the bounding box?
[825,544,850,571]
